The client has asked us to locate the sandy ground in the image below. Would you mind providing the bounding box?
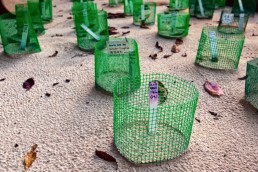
[0,0,258,171]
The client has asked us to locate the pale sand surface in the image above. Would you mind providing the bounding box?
[0,0,258,171]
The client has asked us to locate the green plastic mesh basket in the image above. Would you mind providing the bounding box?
[28,0,45,35]
[124,0,134,16]
[169,0,189,11]
[194,0,215,19]
[95,38,141,95]
[158,11,190,38]
[113,74,199,164]
[232,0,257,16]
[109,0,124,7]
[72,2,109,51]
[195,26,245,70]
[0,6,41,55]
[39,0,53,23]
[133,2,156,26]
[218,11,249,34]
[245,58,258,109]
[215,0,225,9]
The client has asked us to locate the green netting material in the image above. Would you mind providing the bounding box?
[215,0,225,9]
[194,0,215,19]
[245,58,258,109]
[158,11,190,38]
[133,2,156,26]
[39,0,53,23]
[169,0,189,11]
[95,38,141,95]
[109,0,124,7]
[0,6,41,55]
[218,11,249,34]
[72,2,109,51]
[124,0,134,16]
[232,0,257,16]
[28,0,45,35]
[195,26,245,70]
[113,74,199,164]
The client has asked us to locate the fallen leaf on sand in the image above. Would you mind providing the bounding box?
[171,44,180,53]
[208,111,218,116]
[108,13,125,19]
[175,38,183,45]
[181,53,187,57]
[195,118,201,123]
[204,81,224,96]
[163,54,172,58]
[155,42,163,52]
[24,144,37,171]
[0,78,6,82]
[48,51,58,57]
[149,53,158,60]
[23,78,35,91]
[238,75,248,80]
[121,26,130,29]
[122,31,130,36]
[67,16,72,19]
[95,150,116,162]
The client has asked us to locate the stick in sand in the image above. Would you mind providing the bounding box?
[198,0,205,17]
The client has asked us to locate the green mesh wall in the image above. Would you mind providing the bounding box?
[95,38,141,95]
[194,0,215,19]
[0,6,41,55]
[169,0,189,11]
[215,0,225,9]
[218,11,249,34]
[39,0,53,23]
[133,2,156,26]
[245,58,258,109]
[195,26,245,70]
[232,0,257,16]
[158,11,190,38]
[28,0,45,35]
[109,0,124,7]
[113,74,199,164]
[124,0,134,16]
[72,2,109,51]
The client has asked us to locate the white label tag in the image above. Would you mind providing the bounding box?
[82,9,89,25]
[141,4,145,20]
[238,0,244,12]
[129,0,133,13]
[198,0,205,17]
[20,24,29,50]
[149,81,158,133]
[222,13,234,24]
[238,13,245,31]
[80,24,100,41]
[108,40,130,55]
[41,2,46,17]
[171,12,177,33]
[209,31,218,62]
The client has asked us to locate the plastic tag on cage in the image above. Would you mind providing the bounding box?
[141,4,145,20]
[20,24,29,50]
[209,31,218,62]
[107,40,130,55]
[41,1,46,17]
[80,24,100,41]
[82,8,89,26]
[129,52,136,78]
[198,0,205,17]
[149,81,158,133]
[238,0,244,12]
[222,13,234,25]
[238,13,245,31]
[175,0,178,9]
[171,12,177,33]
[129,0,134,13]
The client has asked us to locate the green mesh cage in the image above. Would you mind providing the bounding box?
[218,11,248,34]
[0,6,41,55]
[158,11,190,38]
[194,0,215,19]
[39,0,53,23]
[72,2,109,51]
[95,38,141,95]
[245,58,258,109]
[133,2,156,26]
[109,0,124,7]
[195,26,245,70]
[215,0,225,9]
[27,0,45,35]
[113,74,199,164]
[232,0,257,16]
[169,0,189,11]
[189,0,196,16]
[124,0,134,16]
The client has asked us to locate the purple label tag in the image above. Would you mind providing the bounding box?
[149,81,158,133]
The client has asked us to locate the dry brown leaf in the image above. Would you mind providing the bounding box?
[149,53,157,60]
[175,38,183,45]
[171,44,180,53]
[204,81,224,96]
[24,144,37,171]
[181,53,187,57]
